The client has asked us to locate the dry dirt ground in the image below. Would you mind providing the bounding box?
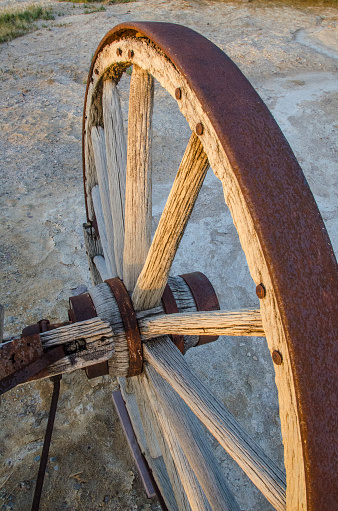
[0,0,337,510]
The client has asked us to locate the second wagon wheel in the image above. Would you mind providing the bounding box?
[82,23,337,511]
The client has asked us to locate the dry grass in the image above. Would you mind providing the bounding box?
[0,5,54,44]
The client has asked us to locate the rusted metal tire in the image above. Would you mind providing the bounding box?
[83,23,338,511]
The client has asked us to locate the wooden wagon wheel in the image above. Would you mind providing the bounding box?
[82,22,337,511]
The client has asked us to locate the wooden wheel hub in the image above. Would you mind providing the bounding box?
[68,272,220,377]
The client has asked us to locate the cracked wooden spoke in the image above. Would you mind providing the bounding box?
[102,80,127,279]
[144,337,286,511]
[139,309,265,340]
[123,65,154,292]
[132,133,209,311]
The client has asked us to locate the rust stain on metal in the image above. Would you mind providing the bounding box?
[180,272,220,346]
[256,284,266,299]
[106,278,143,377]
[0,334,43,380]
[161,284,185,354]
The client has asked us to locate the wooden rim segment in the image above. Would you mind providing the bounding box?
[83,22,338,510]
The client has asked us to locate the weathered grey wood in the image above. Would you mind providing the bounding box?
[119,377,181,511]
[132,133,209,310]
[102,80,127,279]
[135,372,204,511]
[144,337,286,511]
[83,223,103,286]
[129,377,162,459]
[90,282,129,377]
[92,185,116,278]
[0,304,4,343]
[91,126,117,276]
[123,66,154,293]
[30,318,113,380]
[93,255,111,283]
[144,365,240,511]
[139,309,264,340]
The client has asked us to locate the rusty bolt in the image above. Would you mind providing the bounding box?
[175,88,182,100]
[116,48,122,56]
[256,283,266,299]
[94,69,99,75]
[196,123,204,135]
[272,350,283,365]
[128,50,134,59]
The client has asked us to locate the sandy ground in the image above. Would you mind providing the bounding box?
[0,0,337,510]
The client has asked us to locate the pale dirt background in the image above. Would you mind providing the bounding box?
[0,0,337,510]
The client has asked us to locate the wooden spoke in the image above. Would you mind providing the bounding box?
[144,365,241,511]
[102,80,127,278]
[144,337,286,511]
[139,309,264,340]
[91,126,116,276]
[91,185,116,277]
[130,376,196,510]
[139,372,213,511]
[119,378,182,511]
[132,133,209,311]
[123,65,154,292]
[93,255,111,282]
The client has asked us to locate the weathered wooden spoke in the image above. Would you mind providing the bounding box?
[80,22,337,511]
[132,132,209,311]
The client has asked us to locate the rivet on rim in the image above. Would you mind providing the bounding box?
[116,48,122,56]
[196,123,203,135]
[272,350,283,365]
[128,50,134,59]
[256,283,266,299]
[94,69,99,75]
[175,88,182,100]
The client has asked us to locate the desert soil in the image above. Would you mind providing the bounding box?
[0,0,337,510]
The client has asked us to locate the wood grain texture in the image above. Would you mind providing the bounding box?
[119,377,182,511]
[83,223,103,286]
[144,337,286,511]
[139,309,264,340]
[92,185,116,278]
[93,255,111,282]
[31,318,113,379]
[145,363,240,511]
[132,133,209,311]
[91,126,117,277]
[123,65,154,293]
[102,80,127,279]
[138,372,211,511]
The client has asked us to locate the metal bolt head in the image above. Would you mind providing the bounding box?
[196,123,204,135]
[116,48,122,56]
[175,88,182,100]
[256,283,266,299]
[128,49,134,59]
[272,350,283,365]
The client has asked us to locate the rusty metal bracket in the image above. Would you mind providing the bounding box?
[0,334,64,396]
[68,293,109,379]
[105,278,143,377]
[180,272,220,346]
